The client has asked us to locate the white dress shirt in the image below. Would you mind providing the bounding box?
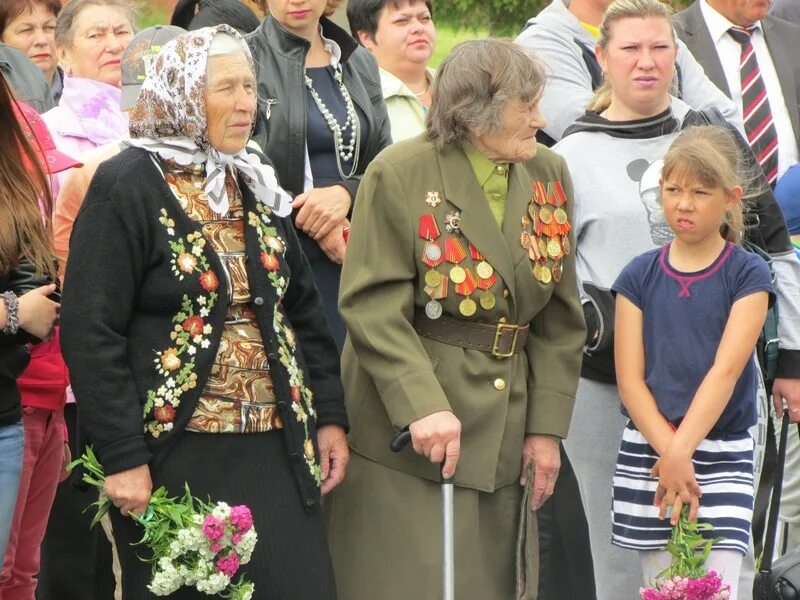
[701,0,799,179]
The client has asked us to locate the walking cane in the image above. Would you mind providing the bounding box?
[390,429,455,600]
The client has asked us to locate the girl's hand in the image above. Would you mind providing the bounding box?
[651,452,702,524]
[18,285,59,339]
[293,186,351,240]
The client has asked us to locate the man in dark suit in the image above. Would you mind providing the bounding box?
[674,0,800,185]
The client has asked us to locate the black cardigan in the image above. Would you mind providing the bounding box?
[60,148,348,508]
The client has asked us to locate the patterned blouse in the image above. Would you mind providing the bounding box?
[165,163,283,433]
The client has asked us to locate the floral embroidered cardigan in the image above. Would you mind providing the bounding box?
[60,147,347,508]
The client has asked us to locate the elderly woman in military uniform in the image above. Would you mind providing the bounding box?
[325,39,586,600]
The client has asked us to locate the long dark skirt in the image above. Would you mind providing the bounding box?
[109,431,337,599]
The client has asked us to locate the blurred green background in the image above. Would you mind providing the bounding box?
[139,0,518,67]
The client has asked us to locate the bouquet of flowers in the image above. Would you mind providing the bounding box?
[71,447,258,599]
[639,507,731,600]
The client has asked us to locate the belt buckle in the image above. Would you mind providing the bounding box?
[492,323,519,358]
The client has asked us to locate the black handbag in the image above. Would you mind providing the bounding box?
[753,412,800,599]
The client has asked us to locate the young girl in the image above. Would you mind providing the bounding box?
[611,126,774,599]
[0,72,62,560]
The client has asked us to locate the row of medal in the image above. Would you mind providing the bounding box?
[521,180,572,284]
[419,213,498,319]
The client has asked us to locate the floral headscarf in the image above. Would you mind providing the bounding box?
[126,25,291,217]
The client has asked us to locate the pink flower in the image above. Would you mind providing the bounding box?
[216,552,241,577]
[202,515,225,541]
[232,533,242,545]
[230,505,254,533]
[211,543,222,553]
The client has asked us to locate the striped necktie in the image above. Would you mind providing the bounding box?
[728,26,779,185]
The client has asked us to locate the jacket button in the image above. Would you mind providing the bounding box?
[290,452,301,462]
[503,289,509,298]
[277,401,287,409]
[493,378,506,391]
[305,498,315,508]
[253,296,264,306]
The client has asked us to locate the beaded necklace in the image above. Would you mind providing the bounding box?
[304,56,361,180]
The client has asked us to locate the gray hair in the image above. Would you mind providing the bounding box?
[55,0,140,47]
[427,39,547,150]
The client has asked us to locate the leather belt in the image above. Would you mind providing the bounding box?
[413,313,529,358]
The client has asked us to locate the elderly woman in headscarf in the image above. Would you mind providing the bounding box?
[59,25,348,600]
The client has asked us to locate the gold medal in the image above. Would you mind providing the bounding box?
[459,297,477,317]
[538,237,548,259]
[552,261,563,283]
[425,299,443,320]
[533,264,542,281]
[554,207,568,225]
[528,203,536,220]
[539,206,553,224]
[425,269,442,287]
[540,265,552,284]
[480,291,496,310]
[449,265,466,284]
[476,261,494,279]
[562,235,571,255]
[547,238,562,258]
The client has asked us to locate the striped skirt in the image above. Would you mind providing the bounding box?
[611,421,755,555]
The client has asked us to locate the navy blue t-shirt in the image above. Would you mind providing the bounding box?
[612,242,775,433]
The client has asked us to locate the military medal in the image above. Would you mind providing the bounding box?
[425,191,441,207]
[454,268,477,317]
[552,260,563,283]
[425,299,443,319]
[539,205,553,225]
[533,264,542,281]
[449,265,466,284]
[540,265,552,284]
[444,237,467,285]
[554,207,568,225]
[422,240,443,266]
[537,238,548,261]
[418,214,447,301]
[520,231,531,249]
[562,234,571,255]
[468,243,494,280]
[547,237,562,259]
[479,292,496,310]
[444,211,462,235]
[459,298,477,316]
[425,269,443,287]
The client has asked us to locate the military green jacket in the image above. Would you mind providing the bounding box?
[339,135,586,492]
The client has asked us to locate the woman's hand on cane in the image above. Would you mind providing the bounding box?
[409,411,461,479]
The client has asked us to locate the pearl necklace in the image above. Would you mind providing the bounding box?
[304,67,361,180]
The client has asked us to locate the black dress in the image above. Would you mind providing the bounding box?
[302,65,369,349]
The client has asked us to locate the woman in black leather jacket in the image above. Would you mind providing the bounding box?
[247,0,392,348]
[0,71,61,559]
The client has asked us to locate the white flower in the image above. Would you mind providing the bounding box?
[198,296,206,306]
[199,307,210,318]
[236,528,258,564]
[192,245,203,256]
[211,502,231,520]
[147,560,183,596]
[203,324,212,335]
[187,345,197,356]
[196,572,230,594]
[201,339,211,349]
